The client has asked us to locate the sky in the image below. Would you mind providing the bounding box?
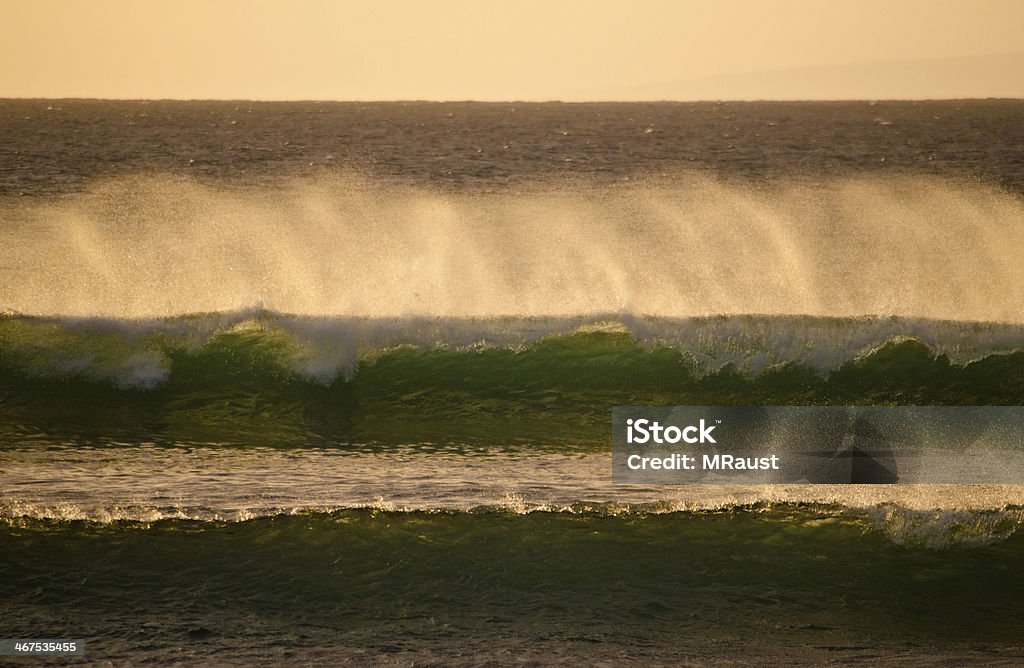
[1,0,1022,101]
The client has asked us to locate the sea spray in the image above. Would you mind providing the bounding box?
[3,174,1023,322]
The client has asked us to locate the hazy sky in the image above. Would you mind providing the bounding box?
[2,0,1022,100]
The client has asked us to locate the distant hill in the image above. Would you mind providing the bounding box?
[590,52,1024,101]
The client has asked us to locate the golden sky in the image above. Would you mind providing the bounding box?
[2,0,1022,100]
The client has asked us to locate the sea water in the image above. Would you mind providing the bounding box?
[2,99,1024,664]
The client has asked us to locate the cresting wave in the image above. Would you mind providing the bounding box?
[4,441,1023,545]
[3,310,1024,387]
[3,503,1024,550]
[7,505,1024,662]
[2,311,1023,444]
[3,173,1024,322]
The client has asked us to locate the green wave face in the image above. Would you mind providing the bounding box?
[3,507,1024,661]
[1,312,1023,446]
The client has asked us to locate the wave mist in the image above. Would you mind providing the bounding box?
[2,173,1022,322]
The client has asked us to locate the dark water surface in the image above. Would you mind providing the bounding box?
[3,99,1024,195]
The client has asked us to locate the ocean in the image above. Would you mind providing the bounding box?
[2,99,1024,665]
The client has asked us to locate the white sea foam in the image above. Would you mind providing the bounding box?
[2,445,1023,548]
